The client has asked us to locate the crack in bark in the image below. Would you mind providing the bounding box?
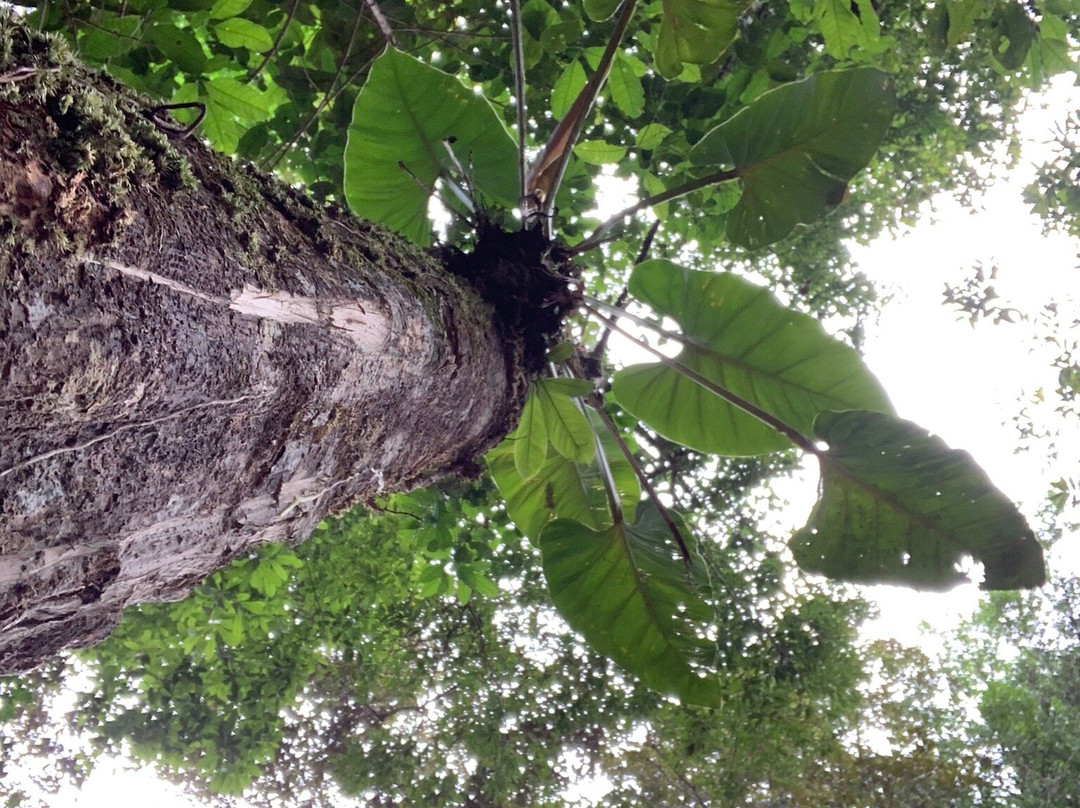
[85,256,225,305]
[0,394,264,480]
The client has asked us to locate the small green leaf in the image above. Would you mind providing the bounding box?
[536,378,595,463]
[584,0,622,21]
[607,52,645,118]
[546,341,576,363]
[455,581,473,604]
[946,0,990,47]
[573,140,627,165]
[542,377,595,397]
[551,59,588,120]
[636,123,672,150]
[209,0,253,19]
[147,23,208,75]
[793,410,1046,591]
[690,68,896,250]
[612,260,893,455]
[201,78,282,152]
[540,502,723,705]
[655,0,753,79]
[206,77,277,121]
[815,0,882,58]
[540,19,583,55]
[78,14,143,59]
[214,18,274,51]
[989,2,1036,70]
[511,391,548,478]
[345,49,519,245]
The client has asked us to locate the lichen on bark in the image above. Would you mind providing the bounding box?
[0,12,570,673]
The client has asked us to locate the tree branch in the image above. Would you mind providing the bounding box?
[262,12,372,170]
[362,0,398,46]
[508,0,528,202]
[245,0,300,83]
[524,0,639,232]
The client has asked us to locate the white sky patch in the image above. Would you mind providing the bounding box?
[64,764,197,808]
[848,76,1080,645]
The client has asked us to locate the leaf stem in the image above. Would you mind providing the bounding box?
[524,0,639,232]
[589,402,691,563]
[550,364,624,526]
[362,0,398,46]
[581,301,821,455]
[245,0,300,83]
[570,167,739,255]
[592,413,625,527]
[590,219,659,362]
[508,0,528,202]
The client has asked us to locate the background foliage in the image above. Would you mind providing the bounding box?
[2,0,1078,803]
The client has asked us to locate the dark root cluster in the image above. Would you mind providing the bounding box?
[441,222,579,375]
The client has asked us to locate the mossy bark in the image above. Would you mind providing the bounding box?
[0,16,538,672]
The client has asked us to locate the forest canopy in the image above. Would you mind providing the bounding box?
[1,0,1078,804]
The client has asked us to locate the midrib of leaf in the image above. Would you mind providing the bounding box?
[814,446,966,548]
[634,279,881,417]
[610,521,699,659]
[735,120,850,181]
[390,58,458,180]
[597,308,953,543]
[672,325,881,419]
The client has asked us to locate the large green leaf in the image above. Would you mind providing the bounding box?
[213,17,273,51]
[689,68,896,250]
[792,410,1046,591]
[540,502,723,705]
[611,260,893,455]
[488,412,639,541]
[655,0,753,79]
[344,48,519,245]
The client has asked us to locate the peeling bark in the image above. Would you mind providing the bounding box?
[0,17,565,673]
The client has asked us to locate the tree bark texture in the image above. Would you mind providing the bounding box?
[0,18,538,672]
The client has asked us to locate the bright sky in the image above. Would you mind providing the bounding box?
[849,75,1080,643]
[24,71,1080,808]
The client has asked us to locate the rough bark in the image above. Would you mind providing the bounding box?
[0,17,569,672]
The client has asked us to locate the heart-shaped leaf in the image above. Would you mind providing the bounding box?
[540,502,724,705]
[655,0,753,79]
[793,410,1046,591]
[344,48,519,245]
[611,260,893,455]
[689,68,896,249]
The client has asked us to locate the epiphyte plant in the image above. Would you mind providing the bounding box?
[337,0,1046,703]
[1,0,1053,698]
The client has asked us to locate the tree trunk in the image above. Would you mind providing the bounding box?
[0,17,558,673]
